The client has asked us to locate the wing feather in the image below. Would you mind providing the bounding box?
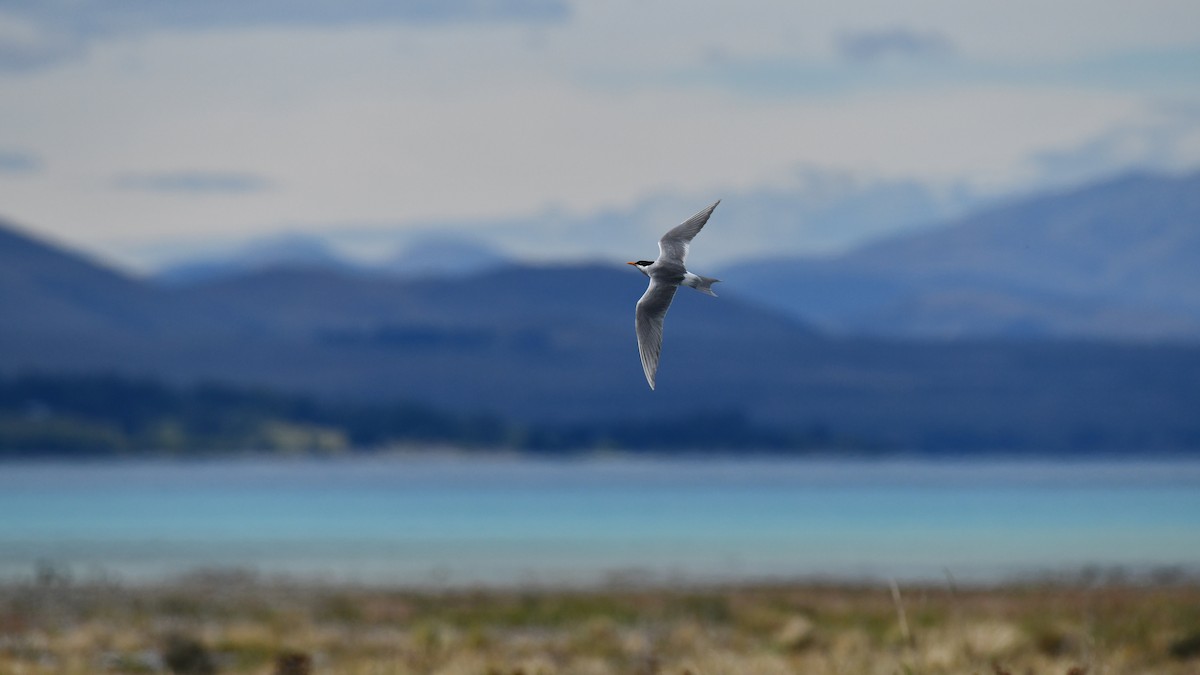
[635,278,679,390]
[657,200,720,265]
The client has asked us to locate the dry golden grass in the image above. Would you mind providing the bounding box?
[2,571,1199,674]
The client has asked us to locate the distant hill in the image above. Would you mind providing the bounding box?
[0,219,151,337]
[0,217,263,374]
[380,235,511,278]
[0,218,230,360]
[722,170,1200,339]
[0,216,815,422]
[156,231,513,284]
[155,233,356,285]
[143,263,816,422]
[3,204,1200,453]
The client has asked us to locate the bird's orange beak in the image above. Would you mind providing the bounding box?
[626,261,638,266]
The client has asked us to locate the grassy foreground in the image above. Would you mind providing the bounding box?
[2,572,1199,674]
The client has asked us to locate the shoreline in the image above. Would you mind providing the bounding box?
[6,560,1199,592]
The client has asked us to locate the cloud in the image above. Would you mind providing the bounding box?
[274,167,979,268]
[0,0,570,70]
[641,25,962,97]
[0,11,83,69]
[836,27,956,64]
[0,148,39,173]
[1030,105,1200,187]
[114,171,273,194]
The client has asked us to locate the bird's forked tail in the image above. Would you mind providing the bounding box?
[690,274,721,297]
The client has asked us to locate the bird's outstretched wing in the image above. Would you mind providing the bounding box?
[657,200,720,265]
[635,277,679,390]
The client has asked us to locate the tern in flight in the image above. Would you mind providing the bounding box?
[627,200,722,390]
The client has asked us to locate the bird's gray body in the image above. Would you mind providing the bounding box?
[630,201,721,390]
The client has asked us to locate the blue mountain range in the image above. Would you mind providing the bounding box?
[2,170,1200,453]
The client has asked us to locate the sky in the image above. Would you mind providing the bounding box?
[1,1,1199,270]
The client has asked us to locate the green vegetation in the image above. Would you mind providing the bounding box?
[0,374,834,457]
[2,572,1198,674]
[0,373,503,456]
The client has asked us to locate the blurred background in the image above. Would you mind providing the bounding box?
[1,1,1200,586]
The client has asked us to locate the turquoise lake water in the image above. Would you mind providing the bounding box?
[1,456,1198,586]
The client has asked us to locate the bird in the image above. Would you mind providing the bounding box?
[627,200,722,390]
